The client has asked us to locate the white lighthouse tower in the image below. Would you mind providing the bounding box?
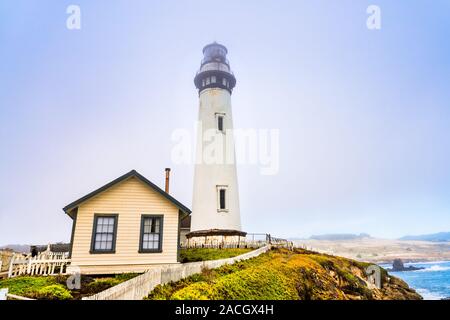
[188,42,245,244]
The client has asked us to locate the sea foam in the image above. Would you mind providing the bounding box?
[416,265,450,272]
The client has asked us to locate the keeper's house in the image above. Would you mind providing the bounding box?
[63,169,191,274]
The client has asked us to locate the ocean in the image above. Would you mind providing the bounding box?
[380,261,450,300]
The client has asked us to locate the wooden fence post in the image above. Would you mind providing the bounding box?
[8,255,15,278]
[27,257,32,274]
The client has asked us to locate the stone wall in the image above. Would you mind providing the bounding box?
[82,245,270,300]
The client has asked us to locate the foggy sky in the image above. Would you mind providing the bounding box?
[1,0,450,245]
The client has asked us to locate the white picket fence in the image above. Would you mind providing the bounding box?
[8,251,70,278]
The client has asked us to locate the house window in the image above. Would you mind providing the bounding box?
[216,186,228,212]
[139,215,163,253]
[91,215,118,253]
[211,76,216,83]
[217,115,224,132]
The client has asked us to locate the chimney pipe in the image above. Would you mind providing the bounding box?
[165,168,171,193]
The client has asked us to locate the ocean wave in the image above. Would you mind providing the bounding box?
[405,260,450,266]
[416,288,445,300]
[415,265,450,272]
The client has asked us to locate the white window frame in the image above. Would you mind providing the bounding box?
[216,185,229,212]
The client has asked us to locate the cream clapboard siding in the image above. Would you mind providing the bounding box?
[70,177,180,274]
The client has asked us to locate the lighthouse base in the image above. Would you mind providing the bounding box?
[185,229,247,248]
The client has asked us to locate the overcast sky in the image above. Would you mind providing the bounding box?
[1,0,450,245]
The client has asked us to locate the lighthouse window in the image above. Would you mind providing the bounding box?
[206,77,211,85]
[219,189,226,210]
[218,115,224,132]
[139,215,163,253]
[222,78,227,86]
[202,79,206,87]
[217,185,228,212]
[216,113,225,132]
[211,76,216,83]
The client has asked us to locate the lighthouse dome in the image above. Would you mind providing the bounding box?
[194,42,236,94]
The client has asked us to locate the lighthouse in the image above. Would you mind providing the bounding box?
[188,42,245,244]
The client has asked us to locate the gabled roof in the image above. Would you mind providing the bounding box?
[63,170,191,218]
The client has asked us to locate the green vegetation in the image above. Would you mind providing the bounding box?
[179,248,252,263]
[31,285,73,300]
[148,248,421,300]
[0,276,73,300]
[0,273,140,300]
[80,273,139,296]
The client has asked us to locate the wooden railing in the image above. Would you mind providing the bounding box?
[268,235,294,250]
[181,233,293,250]
[8,251,70,278]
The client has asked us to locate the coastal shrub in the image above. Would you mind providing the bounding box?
[148,268,219,300]
[213,266,299,300]
[84,278,122,293]
[171,265,298,300]
[149,252,274,300]
[313,257,335,271]
[149,277,196,300]
[54,274,69,285]
[81,273,140,295]
[146,248,414,300]
[171,282,213,300]
[160,250,301,300]
[0,273,141,300]
[29,285,73,300]
[0,276,58,297]
[114,273,141,282]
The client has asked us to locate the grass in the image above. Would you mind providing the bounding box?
[147,248,421,300]
[0,273,140,300]
[179,248,253,263]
